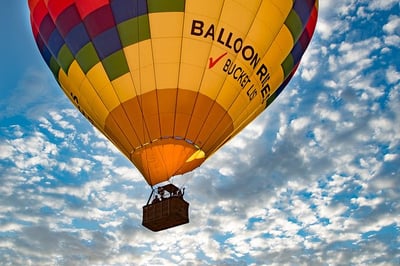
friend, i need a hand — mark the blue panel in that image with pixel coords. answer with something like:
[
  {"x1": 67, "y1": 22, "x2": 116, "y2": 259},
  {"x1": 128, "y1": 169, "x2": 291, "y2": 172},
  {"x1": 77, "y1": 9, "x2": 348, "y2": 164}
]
[
  {"x1": 64, "y1": 23, "x2": 90, "y2": 55},
  {"x1": 92, "y1": 27, "x2": 122, "y2": 59},
  {"x1": 293, "y1": 0, "x2": 314, "y2": 25},
  {"x1": 47, "y1": 30, "x2": 65, "y2": 57},
  {"x1": 291, "y1": 41, "x2": 304, "y2": 65},
  {"x1": 41, "y1": 44, "x2": 53, "y2": 65},
  {"x1": 111, "y1": 0, "x2": 149, "y2": 24}
]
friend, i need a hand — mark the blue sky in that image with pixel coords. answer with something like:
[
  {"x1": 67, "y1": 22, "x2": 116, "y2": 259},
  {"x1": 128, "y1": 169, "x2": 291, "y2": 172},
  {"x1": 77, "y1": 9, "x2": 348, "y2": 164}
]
[{"x1": 0, "y1": 1, "x2": 399, "y2": 265}]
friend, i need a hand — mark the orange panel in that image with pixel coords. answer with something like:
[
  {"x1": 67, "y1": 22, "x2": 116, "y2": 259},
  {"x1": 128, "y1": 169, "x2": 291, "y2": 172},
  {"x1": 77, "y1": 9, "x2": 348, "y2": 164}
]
[
  {"x1": 158, "y1": 90, "x2": 177, "y2": 137},
  {"x1": 174, "y1": 90, "x2": 198, "y2": 138}
]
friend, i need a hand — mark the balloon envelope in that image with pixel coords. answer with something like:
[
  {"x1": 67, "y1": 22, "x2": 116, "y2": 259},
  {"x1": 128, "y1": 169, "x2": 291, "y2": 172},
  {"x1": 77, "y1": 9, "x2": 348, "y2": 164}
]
[{"x1": 29, "y1": 0, "x2": 318, "y2": 186}]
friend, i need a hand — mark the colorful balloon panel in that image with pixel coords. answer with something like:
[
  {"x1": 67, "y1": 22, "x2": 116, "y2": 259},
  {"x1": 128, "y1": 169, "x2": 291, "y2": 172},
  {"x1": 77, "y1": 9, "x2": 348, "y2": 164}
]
[{"x1": 29, "y1": 0, "x2": 318, "y2": 186}]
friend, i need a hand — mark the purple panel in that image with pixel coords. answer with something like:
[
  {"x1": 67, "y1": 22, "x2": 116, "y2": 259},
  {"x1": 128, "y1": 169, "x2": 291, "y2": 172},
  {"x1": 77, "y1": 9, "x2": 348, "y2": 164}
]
[
  {"x1": 84, "y1": 5, "x2": 116, "y2": 39},
  {"x1": 56, "y1": 4, "x2": 82, "y2": 37},
  {"x1": 39, "y1": 14, "x2": 55, "y2": 42}
]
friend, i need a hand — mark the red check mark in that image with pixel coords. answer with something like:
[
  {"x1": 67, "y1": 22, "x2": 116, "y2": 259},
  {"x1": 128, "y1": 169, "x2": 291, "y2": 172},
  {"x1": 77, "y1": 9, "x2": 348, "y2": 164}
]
[{"x1": 208, "y1": 52, "x2": 228, "y2": 69}]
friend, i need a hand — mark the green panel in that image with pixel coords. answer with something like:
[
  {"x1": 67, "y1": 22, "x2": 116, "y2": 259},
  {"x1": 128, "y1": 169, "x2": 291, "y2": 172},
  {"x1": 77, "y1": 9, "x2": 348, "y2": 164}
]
[
  {"x1": 57, "y1": 44, "x2": 74, "y2": 73},
  {"x1": 49, "y1": 57, "x2": 60, "y2": 77},
  {"x1": 147, "y1": 0, "x2": 185, "y2": 13},
  {"x1": 281, "y1": 54, "x2": 294, "y2": 79},
  {"x1": 76, "y1": 43, "x2": 100, "y2": 73},
  {"x1": 118, "y1": 15, "x2": 151, "y2": 47},
  {"x1": 285, "y1": 9, "x2": 303, "y2": 42},
  {"x1": 102, "y1": 50, "x2": 130, "y2": 80}
]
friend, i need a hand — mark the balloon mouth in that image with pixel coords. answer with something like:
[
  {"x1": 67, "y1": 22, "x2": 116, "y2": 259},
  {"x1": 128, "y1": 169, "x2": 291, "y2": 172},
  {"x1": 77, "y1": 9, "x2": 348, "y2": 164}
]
[
  {"x1": 129, "y1": 137, "x2": 206, "y2": 186},
  {"x1": 133, "y1": 136, "x2": 202, "y2": 151}
]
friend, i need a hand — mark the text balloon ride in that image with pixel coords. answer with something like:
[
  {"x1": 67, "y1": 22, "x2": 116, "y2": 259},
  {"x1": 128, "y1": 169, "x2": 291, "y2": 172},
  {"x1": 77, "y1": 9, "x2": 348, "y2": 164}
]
[{"x1": 29, "y1": 0, "x2": 318, "y2": 230}]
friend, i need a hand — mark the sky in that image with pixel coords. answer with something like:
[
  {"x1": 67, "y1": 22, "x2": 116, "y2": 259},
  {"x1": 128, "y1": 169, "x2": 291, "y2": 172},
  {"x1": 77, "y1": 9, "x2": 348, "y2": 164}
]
[{"x1": 0, "y1": 1, "x2": 399, "y2": 265}]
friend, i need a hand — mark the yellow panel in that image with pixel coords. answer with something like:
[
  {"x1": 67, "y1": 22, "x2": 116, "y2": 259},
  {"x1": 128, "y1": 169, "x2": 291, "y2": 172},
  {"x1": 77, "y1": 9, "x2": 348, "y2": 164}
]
[
  {"x1": 271, "y1": 0, "x2": 294, "y2": 17},
  {"x1": 138, "y1": 40, "x2": 156, "y2": 68},
  {"x1": 246, "y1": 3, "x2": 288, "y2": 55},
  {"x1": 179, "y1": 63, "x2": 205, "y2": 92},
  {"x1": 265, "y1": 25, "x2": 295, "y2": 62},
  {"x1": 180, "y1": 38, "x2": 209, "y2": 67},
  {"x1": 149, "y1": 12, "x2": 184, "y2": 38},
  {"x1": 198, "y1": 44, "x2": 232, "y2": 100},
  {"x1": 57, "y1": 70, "x2": 73, "y2": 95},
  {"x1": 151, "y1": 38, "x2": 181, "y2": 88},
  {"x1": 95, "y1": 82, "x2": 122, "y2": 111},
  {"x1": 75, "y1": 63, "x2": 118, "y2": 116},
  {"x1": 68, "y1": 61, "x2": 86, "y2": 86},
  {"x1": 219, "y1": 0, "x2": 260, "y2": 34},
  {"x1": 124, "y1": 42, "x2": 153, "y2": 70},
  {"x1": 226, "y1": 92, "x2": 248, "y2": 121},
  {"x1": 232, "y1": 0, "x2": 262, "y2": 13},
  {"x1": 86, "y1": 63, "x2": 111, "y2": 93},
  {"x1": 198, "y1": 70, "x2": 226, "y2": 100},
  {"x1": 139, "y1": 65, "x2": 157, "y2": 94},
  {"x1": 178, "y1": 35, "x2": 210, "y2": 92},
  {"x1": 122, "y1": 44, "x2": 140, "y2": 93},
  {"x1": 151, "y1": 38, "x2": 182, "y2": 64},
  {"x1": 215, "y1": 81, "x2": 240, "y2": 111},
  {"x1": 186, "y1": 0, "x2": 224, "y2": 18},
  {"x1": 124, "y1": 41, "x2": 156, "y2": 95},
  {"x1": 149, "y1": 13, "x2": 182, "y2": 90},
  {"x1": 111, "y1": 73, "x2": 137, "y2": 103},
  {"x1": 78, "y1": 78, "x2": 109, "y2": 127},
  {"x1": 154, "y1": 62, "x2": 180, "y2": 88}
]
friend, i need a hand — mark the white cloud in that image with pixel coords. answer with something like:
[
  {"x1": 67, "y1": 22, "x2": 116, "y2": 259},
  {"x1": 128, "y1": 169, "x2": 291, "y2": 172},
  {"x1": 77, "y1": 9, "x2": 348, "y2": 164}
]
[
  {"x1": 386, "y1": 65, "x2": 400, "y2": 84},
  {"x1": 368, "y1": 0, "x2": 400, "y2": 11},
  {"x1": 383, "y1": 15, "x2": 400, "y2": 34},
  {"x1": 0, "y1": 143, "x2": 15, "y2": 159},
  {"x1": 384, "y1": 153, "x2": 397, "y2": 162},
  {"x1": 290, "y1": 116, "x2": 310, "y2": 131}
]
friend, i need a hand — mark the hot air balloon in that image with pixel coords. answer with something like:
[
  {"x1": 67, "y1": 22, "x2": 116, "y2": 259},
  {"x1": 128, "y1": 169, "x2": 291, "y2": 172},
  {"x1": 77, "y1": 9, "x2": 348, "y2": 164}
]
[{"x1": 28, "y1": 0, "x2": 318, "y2": 231}]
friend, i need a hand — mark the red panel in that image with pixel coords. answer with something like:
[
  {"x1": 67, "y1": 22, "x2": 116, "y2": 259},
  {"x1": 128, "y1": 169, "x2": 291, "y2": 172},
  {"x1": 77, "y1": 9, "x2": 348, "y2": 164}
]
[
  {"x1": 30, "y1": 15, "x2": 39, "y2": 38},
  {"x1": 75, "y1": 0, "x2": 109, "y2": 19},
  {"x1": 306, "y1": 5, "x2": 318, "y2": 37},
  {"x1": 31, "y1": 0, "x2": 48, "y2": 26},
  {"x1": 47, "y1": 0, "x2": 74, "y2": 21},
  {"x1": 28, "y1": 0, "x2": 40, "y2": 11}
]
